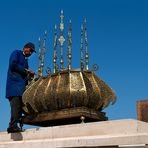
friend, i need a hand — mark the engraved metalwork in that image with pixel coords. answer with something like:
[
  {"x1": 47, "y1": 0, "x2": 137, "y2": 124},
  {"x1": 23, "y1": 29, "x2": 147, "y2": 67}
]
[
  {"x1": 59, "y1": 10, "x2": 65, "y2": 70},
  {"x1": 38, "y1": 31, "x2": 47, "y2": 77},
  {"x1": 38, "y1": 37, "x2": 42, "y2": 77},
  {"x1": 84, "y1": 18, "x2": 89, "y2": 70},
  {"x1": 68, "y1": 20, "x2": 72, "y2": 70},
  {"x1": 23, "y1": 70, "x2": 116, "y2": 114},
  {"x1": 80, "y1": 25, "x2": 84, "y2": 70},
  {"x1": 22, "y1": 11, "x2": 116, "y2": 126},
  {"x1": 53, "y1": 25, "x2": 58, "y2": 73}
]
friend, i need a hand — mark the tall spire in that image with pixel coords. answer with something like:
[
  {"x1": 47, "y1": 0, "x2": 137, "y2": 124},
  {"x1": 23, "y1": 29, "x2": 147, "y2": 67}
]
[
  {"x1": 38, "y1": 37, "x2": 42, "y2": 77},
  {"x1": 83, "y1": 18, "x2": 89, "y2": 70},
  {"x1": 40, "y1": 31, "x2": 47, "y2": 76},
  {"x1": 53, "y1": 25, "x2": 57, "y2": 73},
  {"x1": 59, "y1": 10, "x2": 65, "y2": 70},
  {"x1": 80, "y1": 25, "x2": 84, "y2": 71},
  {"x1": 68, "y1": 20, "x2": 72, "y2": 70}
]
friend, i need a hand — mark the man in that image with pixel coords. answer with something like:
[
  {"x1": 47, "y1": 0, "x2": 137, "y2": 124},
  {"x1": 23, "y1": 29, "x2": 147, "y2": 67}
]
[{"x1": 6, "y1": 42, "x2": 36, "y2": 133}]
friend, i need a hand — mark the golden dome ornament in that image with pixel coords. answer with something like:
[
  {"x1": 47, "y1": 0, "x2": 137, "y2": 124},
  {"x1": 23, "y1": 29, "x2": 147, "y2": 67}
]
[{"x1": 22, "y1": 11, "x2": 116, "y2": 127}]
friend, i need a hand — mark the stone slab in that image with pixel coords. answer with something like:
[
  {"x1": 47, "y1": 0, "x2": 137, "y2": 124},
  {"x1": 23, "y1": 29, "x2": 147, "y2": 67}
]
[{"x1": 0, "y1": 119, "x2": 148, "y2": 148}]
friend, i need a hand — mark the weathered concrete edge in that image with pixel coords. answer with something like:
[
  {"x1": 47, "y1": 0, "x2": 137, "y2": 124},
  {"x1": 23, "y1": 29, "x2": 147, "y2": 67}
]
[{"x1": 0, "y1": 134, "x2": 148, "y2": 148}]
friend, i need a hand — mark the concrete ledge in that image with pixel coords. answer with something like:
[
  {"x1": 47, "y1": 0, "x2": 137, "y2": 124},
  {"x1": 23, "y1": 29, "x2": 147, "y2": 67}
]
[{"x1": 0, "y1": 119, "x2": 148, "y2": 148}]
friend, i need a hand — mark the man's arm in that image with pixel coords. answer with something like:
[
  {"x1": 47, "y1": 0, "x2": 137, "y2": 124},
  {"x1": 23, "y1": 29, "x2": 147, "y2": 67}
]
[{"x1": 9, "y1": 50, "x2": 27, "y2": 75}]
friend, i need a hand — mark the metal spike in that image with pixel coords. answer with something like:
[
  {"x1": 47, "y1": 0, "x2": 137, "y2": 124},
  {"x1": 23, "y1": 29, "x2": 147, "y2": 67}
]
[
  {"x1": 59, "y1": 10, "x2": 65, "y2": 70},
  {"x1": 61, "y1": 10, "x2": 63, "y2": 14},
  {"x1": 38, "y1": 37, "x2": 42, "y2": 77},
  {"x1": 83, "y1": 18, "x2": 89, "y2": 70},
  {"x1": 40, "y1": 31, "x2": 47, "y2": 76},
  {"x1": 80, "y1": 25, "x2": 84, "y2": 71},
  {"x1": 43, "y1": 30, "x2": 47, "y2": 49},
  {"x1": 68, "y1": 20, "x2": 72, "y2": 70},
  {"x1": 53, "y1": 25, "x2": 57, "y2": 73}
]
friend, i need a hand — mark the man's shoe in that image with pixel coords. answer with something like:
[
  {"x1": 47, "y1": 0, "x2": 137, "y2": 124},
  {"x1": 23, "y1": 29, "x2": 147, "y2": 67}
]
[{"x1": 7, "y1": 127, "x2": 22, "y2": 133}]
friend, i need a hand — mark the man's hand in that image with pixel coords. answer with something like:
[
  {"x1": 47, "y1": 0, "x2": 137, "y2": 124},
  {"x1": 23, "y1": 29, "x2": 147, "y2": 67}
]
[{"x1": 25, "y1": 69, "x2": 35, "y2": 76}]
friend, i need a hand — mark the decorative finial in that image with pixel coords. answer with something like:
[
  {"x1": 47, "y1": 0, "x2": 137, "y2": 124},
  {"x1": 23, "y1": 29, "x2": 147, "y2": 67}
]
[
  {"x1": 53, "y1": 25, "x2": 57, "y2": 73},
  {"x1": 68, "y1": 20, "x2": 72, "y2": 70},
  {"x1": 43, "y1": 30, "x2": 47, "y2": 48},
  {"x1": 40, "y1": 31, "x2": 47, "y2": 76},
  {"x1": 83, "y1": 17, "x2": 89, "y2": 70},
  {"x1": 80, "y1": 25, "x2": 84, "y2": 71},
  {"x1": 38, "y1": 37, "x2": 42, "y2": 77},
  {"x1": 59, "y1": 10, "x2": 65, "y2": 70},
  {"x1": 61, "y1": 9, "x2": 63, "y2": 15}
]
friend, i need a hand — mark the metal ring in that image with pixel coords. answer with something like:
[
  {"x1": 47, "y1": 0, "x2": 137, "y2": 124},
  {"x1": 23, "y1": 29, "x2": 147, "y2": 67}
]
[{"x1": 92, "y1": 64, "x2": 99, "y2": 71}]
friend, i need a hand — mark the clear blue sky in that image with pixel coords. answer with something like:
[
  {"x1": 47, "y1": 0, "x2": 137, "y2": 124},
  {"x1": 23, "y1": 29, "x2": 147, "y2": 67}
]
[{"x1": 0, "y1": 0, "x2": 148, "y2": 131}]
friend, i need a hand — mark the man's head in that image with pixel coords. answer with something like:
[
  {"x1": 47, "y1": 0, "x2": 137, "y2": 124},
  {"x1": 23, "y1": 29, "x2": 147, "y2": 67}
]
[{"x1": 23, "y1": 42, "x2": 36, "y2": 57}]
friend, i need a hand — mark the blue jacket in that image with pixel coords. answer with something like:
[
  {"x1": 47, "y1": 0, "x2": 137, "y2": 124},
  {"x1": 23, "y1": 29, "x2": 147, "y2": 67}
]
[{"x1": 6, "y1": 50, "x2": 28, "y2": 98}]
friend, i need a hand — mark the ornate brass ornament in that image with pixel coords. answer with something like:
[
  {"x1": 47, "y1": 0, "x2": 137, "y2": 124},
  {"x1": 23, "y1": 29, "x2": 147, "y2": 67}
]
[
  {"x1": 59, "y1": 10, "x2": 65, "y2": 70},
  {"x1": 22, "y1": 10, "x2": 116, "y2": 126}
]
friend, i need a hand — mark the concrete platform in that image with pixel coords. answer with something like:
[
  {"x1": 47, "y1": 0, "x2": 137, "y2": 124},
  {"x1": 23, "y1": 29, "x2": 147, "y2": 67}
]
[{"x1": 0, "y1": 119, "x2": 148, "y2": 148}]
